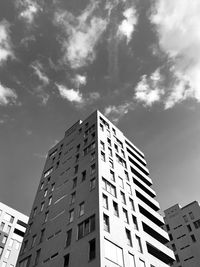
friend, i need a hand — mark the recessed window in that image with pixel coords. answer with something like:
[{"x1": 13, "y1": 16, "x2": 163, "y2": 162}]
[
  {"x1": 136, "y1": 235, "x2": 143, "y2": 253},
  {"x1": 125, "y1": 228, "x2": 132, "y2": 246},
  {"x1": 90, "y1": 178, "x2": 96, "y2": 190},
  {"x1": 9, "y1": 238, "x2": 14, "y2": 247},
  {"x1": 51, "y1": 183, "x2": 55, "y2": 191},
  {"x1": 5, "y1": 249, "x2": 11, "y2": 259},
  {"x1": 48, "y1": 196, "x2": 52, "y2": 206},
  {"x1": 75, "y1": 154, "x2": 79, "y2": 163},
  {"x1": 127, "y1": 183, "x2": 132, "y2": 195},
  {"x1": 90, "y1": 163, "x2": 96, "y2": 174},
  {"x1": 191, "y1": 234, "x2": 196, "y2": 242},
  {"x1": 129, "y1": 198, "x2": 135, "y2": 211},
  {"x1": 124, "y1": 170, "x2": 129, "y2": 181},
  {"x1": 70, "y1": 192, "x2": 76, "y2": 205},
  {"x1": 79, "y1": 202, "x2": 85, "y2": 216},
  {"x1": 44, "y1": 211, "x2": 49, "y2": 222},
  {"x1": 120, "y1": 191, "x2": 126, "y2": 204},
  {"x1": 72, "y1": 177, "x2": 77, "y2": 189},
  {"x1": 69, "y1": 209, "x2": 74, "y2": 223},
  {"x1": 100, "y1": 141, "x2": 105, "y2": 150},
  {"x1": 40, "y1": 202, "x2": 44, "y2": 212},
  {"x1": 100, "y1": 123, "x2": 104, "y2": 131},
  {"x1": 110, "y1": 170, "x2": 115, "y2": 181},
  {"x1": 193, "y1": 219, "x2": 200, "y2": 229},
  {"x1": 112, "y1": 128, "x2": 116, "y2": 135},
  {"x1": 103, "y1": 214, "x2": 110, "y2": 232},
  {"x1": 82, "y1": 170, "x2": 86, "y2": 181},
  {"x1": 109, "y1": 159, "x2": 114, "y2": 169},
  {"x1": 123, "y1": 209, "x2": 129, "y2": 223},
  {"x1": 40, "y1": 182, "x2": 44, "y2": 190},
  {"x1": 78, "y1": 215, "x2": 95, "y2": 239},
  {"x1": 113, "y1": 201, "x2": 119, "y2": 217},
  {"x1": 64, "y1": 254, "x2": 70, "y2": 267},
  {"x1": 44, "y1": 189, "x2": 48, "y2": 197},
  {"x1": 139, "y1": 259, "x2": 146, "y2": 267},
  {"x1": 35, "y1": 249, "x2": 41, "y2": 265},
  {"x1": 33, "y1": 207, "x2": 37, "y2": 217},
  {"x1": 31, "y1": 235, "x2": 37, "y2": 248},
  {"x1": 39, "y1": 229, "x2": 45, "y2": 243},
  {"x1": 65, "y1": 229, "x2": 72, "y2": 247},
  {"x1": 128, "y1": 253, "x2": 136, "y2": 267},
  {"x1": 101, "y1": 193, "x2": 108, "y2": 209},
  {"x1": 89, "y1": 239, "x2": 96, "y2": 261},
  {"x1": 102, "y1": 178, "x2": 116, "y2": 197},
  {"x1": 101, "y1": 151, "x2": 106, "y2": 162},
  {"x1": 74, "y1": 165, "x2": 79, "y2": 174},
  {"x1": 118, "y1": 176, "x2": 124, "y2": 188},
  {"x1": 132, "y1": 215, "x2": 138, "y2": 230},
  {"x1": 189, "y1": 212, "x2": 194, "y2": 220},
  {"x1": 2, "y1": 236, "x2": 7, "y2": 244},
  {"x1": 183, "y1": 215, "x2": 188, "y2": 223},
  {"x1": 91, "y1": 152, "x2": 95, "y2": 161},
  {"x1": 187, "y1": 224, "x2": 192, "y2": 232},
  {"x1": 107, "y1": 138, "x2": 111, "y2": 146}
]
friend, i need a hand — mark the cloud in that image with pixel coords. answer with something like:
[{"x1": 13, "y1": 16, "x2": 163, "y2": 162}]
[
  {"x1": 134, "y1": 69, "x2": 164, "y2": 107},
  {"x1": 56, "y1": 83, "x2": 100, "y2": 107},
  {"x1": 56, "y1": 84, "x2": 83, "y2": 103},
  {"x1": 104, "y1": 102, "x2": 134, "y2": 124},
  {"x1": 0, "y1": 82, "x2": 18, "y2": 106},
  {"x1": 54, "y1": 2, "x2": 108, "y2": 69},
  {"x1": 150, "y1": 0, "x2": 200, "y2": 108},
  {"x1": 72, "y1": 74, "x2": 87, "y2": 88},
  {"x1": 16, "y1": 0, "x2": 41, "y2": 24},
  {"x1": 118, "y1": 7, "x2": 138, "y2": 43},
  {"x1": 31, "y1": 61, "x2": 49, "y2": 85},
  {"x1": 0, "y1": 20, "x2": 14, "y2": 65}
]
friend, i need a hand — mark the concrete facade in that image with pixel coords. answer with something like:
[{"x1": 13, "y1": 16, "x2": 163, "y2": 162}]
[
  {"x1": 164, "y1": 201, "x2": 200, "y2": 267},
  {"x1": 17, "y1": 110, "x2": 175, "y2": 267},
  {"x1": 0, "y1": 202, "x2": 28, "y2": 267}
]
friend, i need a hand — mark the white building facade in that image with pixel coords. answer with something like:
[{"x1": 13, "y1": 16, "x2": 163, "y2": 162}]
[
  {"x1": 0, "y1": 202, "x2": 28, "y2": 267},
  {"x1": 164, "y1": 201, "x2": 200, "y2": 267},
  {"x1": 17, "y1": 110, "x2": 175, "y2": 267}
]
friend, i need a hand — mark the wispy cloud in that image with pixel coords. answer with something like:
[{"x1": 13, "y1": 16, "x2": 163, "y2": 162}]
[
  {"x1": 0, "y1": 82, "x2": 18, "y2": 106},
  {"x1": 104, "y1": 102, "x2": 134, "y2": 124},
  {"x1": 150, "y1": 0, "x2": 200, "y2": 108},
  {"x1": 0, "y1": 20, "x2": 14, "y2": 65},
  {"x1": 54, "y1": 2, "x2": 108, "y2": 69},
  {"x1": 56, "y1": 83, "x2": 100, "y2": 107},
  {"x1": 31, "y1": 61, "x2": 49, "y2": 85},
  {"x1": 134, "y1": 69, "x2": 164, "y2": 107},
  {"x1": 117, "y1": 7, "x2": 138, "y2": 43},
  {"x1": 16, "y1": 0, "x2": 41, "y2": 24}
]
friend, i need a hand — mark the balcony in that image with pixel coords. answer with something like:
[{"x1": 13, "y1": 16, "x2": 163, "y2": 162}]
[
  {"x1": 135, "y1": 188, "x2": 160, "y2": 211},
  {"x1": 133, "y1": 175, "x2": 156, "y2": 198},
  {"x1": 130, "y1": 166, "x2": 152, "y2": 186},
  {"x1": 138, "y1": 201, "x2": 164, "y2": 226}
]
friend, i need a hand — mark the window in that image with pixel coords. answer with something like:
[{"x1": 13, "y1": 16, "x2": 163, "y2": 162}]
[
  {"x1": 6, "y1": 225, "x2": 11, "y2": 234},
  {"x1": 44, "y1": 167, "x2": 53, "y2": 178},
  {"x1": 109, "y1": 159, "x2": 114, "y2": 168},
  {"x1": 75, "y1": 154, "x2": 79, "y2": 163},
  {"x1": 81, "y1": 170, "x2": 86, "y2": 181},
  {"x1": 123, "y1": 209, "x2": 129, "y2": 223},
  {"x1": 100, "y1": 141, "x2": 105, "y2": 150},
  {"x1": 121, "y1": 149, "x2": 125, "y2": 158},
  {"x1": 124, "y1": 170, "x2": 129, "y2": 181},
  {"x1": 39, "y1": 229, "x2": 45, "y2": 243},
  {"x1": 74, "y1": 165, "x2": 79, "y2": 174},
  {"x1": 9, "y1": 238, "x2": 14, "y2": 247},
  {"x1": 118, "y1": 176, "x2": 124, "y2": 188},
  {"x1": 69, "y1": 209, "x2": 74, "y2": 223},
  {"x1": 44, "y1": 189, "x2": 48, "y2": 197},
  {"x1": 51, "y1": 183, "x2": 55, "y2": 191},
  {"x1": 19, "y1": 256, "x2": 31, "y2": 267},
  {"x1": 166, "y1": 224, "x2": 170, "y2": 231},
  {"x1": 136, "y1": 235, "x2": 143, "y2": 253},
  {"x1": 2, "y1": 236, "x2": 7, "y2": 244},
  {"x1": 120, "y1": 191, "x2": 126, "y2": 204},
  {"x1": 175, "y1": 254, "x2": 180, "y2": 263},
  {"x1": 129, "y1": 253, "x2": 136, "y2": 267},
  {"x1": 132, "y1": 215, "x2": 138, "y2": 230},
  {"x1": 5, "y1": 249, "x2": 11, "y2": 259},
  {"x1": 35, "y1": 249, "x2": 41, "y2": 265},
  {"x1": 79, "y1": 202, "x2": 85, "y2": 216},
  {"x1": 189, "y1": 212, "x2": 194, "y2": 220},
  {"x1": 40, "y1": 182, "x2": 44, "y2": 190},
  {"x1": 84, "y1": 138, "x2": 88, "y2": 146},
  {"x1": 44, "y1": 211, "x2": 49, "y2": 222},
  {"x1": 102, "y1": 178, "x2": 116, "y2": 197},
  {"x1": 48, "y1": 196, "x2": 52, "y2": 206},
  {"x1": 103, "y1": 194, "x2": 108, "y2": 209},
  {"x1": 187, "y1": 224, "x2": 192, "y2": 232},
  {"x1": 113, "y1": 201, "x2": 119, "y2": 217},
  {"x1": 0, "y1": 222, "x2": 5, "y2": 231},
  {"x1": 116, "y1": 154, "x2": 126, "y2": 168},
  {"x1": 108, "y1": 147, "x2": 112, "y2": 157},
  {"x1": 172, "y1": 243, "x2": 176, "y2": 251},
  {"x1": 169, "y1": 234, "x2": 173, "y2": 241},
  {"x1": 31, "y1": 235, "x2": 36, "y2": 248},
  {"x1": 90, "y1": 178, "x2": 96, "y2": 190},
  {"x1": 107, "y1": 138, "x2": 111, "y2": 146},
  {"x1": 100, "y1": 123, "x2": 104, "y2": 131},
  {"x1": 112, "y1": 128, "x2": 116, "y2": 135},
  {"x1": 127, "y1": 184, "x2": 132, "y2": 195},
  {"x1": 191, "y1": 234, "x2": 196, "y2": 242},
  {"x1": 90, "y1": 163, "x2": 96, "y2": 174},
  {"x1": 89, "y1": 239, "x2": 96, "y2": 261},
  {"x1": 70, "y1": 192, "x2": 76, "y2": 204},
  {"x1": 101, "y1": 151, "x2": 106, "y2": 162},
  {"x1": 0, "y1": 247, "x2": 3, "y2": 256},
  {"x1": 183, "y1": 215, "x2": 188, "y2": 223},
  {"x1": 33, "y1": 207, "x2": 37, "y2": 216},
  {"x1": 104, "y1": 239, "x2": 124, "y2": 267},
  {"x1": 129, "y1": 198, "x2": 135, "y2": 211},
  {"x1": 125, "y1": 228, "x2": 132, "y2": 246},
  {"x1": 72, "y1": 177, "x2": 77, "y2": 188},
  {"x1": 64, "y1": 254, "x2": 70, "y2": 267},
  {"x1": 114, "y1": 144, "x2": 119, "y2": 152},
  {"x1": 103, "y1": 214, "x2": 110, "y2": 232},
  {"x1": 139, "y1": 259, "x2": 146, "y2": 267},
  {"x1": 40, "y1": 202, "x2": 44, "y2": 212},
  {"x1": 76, "y1": 144, "x2": 80, "y2": 152},
  {"x1": 193, "y1": 219, "x2": 200, "y2": 229},
  {"x1": 78, "y1": 215, "x2": 95, "y2": 239},
  {"x1": 110, "y1": 170, "x2": 115, "y2": 181},
  {"x1": 65, "y1": 229, "x2": 72, "y2": 247},
  {"x1": 91, "y1": 152, "x2": 95, "y2": 161}
]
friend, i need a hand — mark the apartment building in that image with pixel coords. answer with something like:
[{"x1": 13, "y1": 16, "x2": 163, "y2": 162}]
[
  {"x1": 163, "y1": 201, "x2": 200, "y2": 267},
  {"x1": 17, "y1": 110, "x2": 175, "y2": 267},
  {"x1": 0, "y1": 202, "x2": 28, "y2": 267}
]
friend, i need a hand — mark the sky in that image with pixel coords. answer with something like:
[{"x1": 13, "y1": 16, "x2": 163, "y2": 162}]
[{"x1": 0, "y1": 0, "x2": 200, "y2": 216}]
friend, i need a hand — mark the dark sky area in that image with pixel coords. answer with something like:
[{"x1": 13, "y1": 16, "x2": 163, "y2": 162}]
[{"x1": 0, "y1": 0, "x2": 200, "y2": 215}]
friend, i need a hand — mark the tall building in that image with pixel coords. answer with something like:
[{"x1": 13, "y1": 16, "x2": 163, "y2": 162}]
[
  {"x1": 163, "y1": 201, "x2": 200, "y2": 267},
  {"x1": 17, "y1": 110, "x2": 175, "y2": 267},
  {"x1": 0, "y1": 202, "x2": 28, "y2": 267}
]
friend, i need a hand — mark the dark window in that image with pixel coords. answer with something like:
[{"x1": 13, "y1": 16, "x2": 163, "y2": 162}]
[
  {"x1": 64, "y1": 254, "x2": 70, "y2": 267},
  {"x1": 35, "y1": 249, "x2": 41, "y2": 265},
  {"x1": 65, "y1": 229, "x2": 72, "y2": 247},
  {"x1": 191, "y1": 234, "x2": 196, "y2": 242},
  {"x1": 39, "y1": 229, "x2": 45, "y2": 243},
  {"x1": 72, "y1": 177, "x2": 77, "y2": 189},
  {"x1": 82, "y1": 170, "x2": 86, "y2": 181},
  {"x1": 125, "y1": 228, "x2": 132, "y2": 246},
  {"x1": 175, "y1": 254, "x2": 180, "y2": 263},
  {"x1": 113, "y1": 201, "x2": 119, "y2": 217},
  {"x1": 77, "y1": 215, "x2": 95, "y2": 240},
  {"x1": 103, "y1": 214, "x2": 110, "y2": 232},
  {"x1": 89, "y1": 239, "x2": 96, "y2": 261},
  {"x1": 187, "y1": 224, "x2": 192, "y2": 232}
]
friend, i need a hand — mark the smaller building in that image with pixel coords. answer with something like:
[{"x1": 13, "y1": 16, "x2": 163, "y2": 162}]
[
  {"x1": 163, "y1": 201, "x2": 200, "y2": 267},
  {"x1": 0, "y1": 202, "x2": 29, "y2": 267}
]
